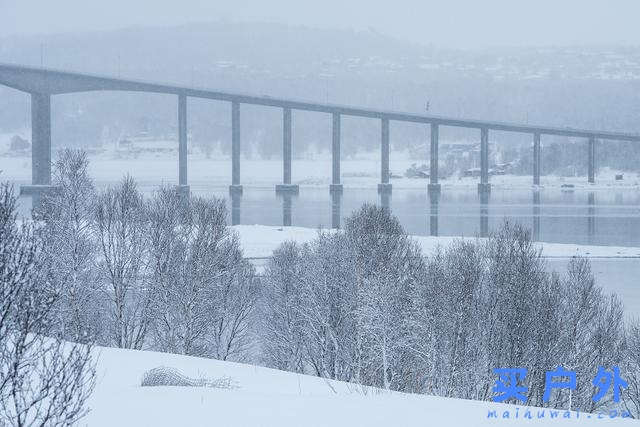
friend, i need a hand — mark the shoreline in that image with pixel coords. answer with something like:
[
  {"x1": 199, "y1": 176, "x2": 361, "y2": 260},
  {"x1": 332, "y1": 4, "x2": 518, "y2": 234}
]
[
  {"x1": 232, "y1": 225, "x2": 640, "y2": 260},
  {"x1": 2, "y1": 154, "x2": 639, "y2": 192}
]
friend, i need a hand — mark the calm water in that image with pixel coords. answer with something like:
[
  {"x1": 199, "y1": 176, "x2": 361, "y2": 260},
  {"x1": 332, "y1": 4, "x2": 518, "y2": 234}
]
[
  {"x1": 186, "y1": 186, "x2": 640, "y2": 247},
  {"x1": 19, "y1": 186, "x2": 640, "y2": 247},
  {"x1": 17, "y1": 186, "x2": 640, "y2": 315}
]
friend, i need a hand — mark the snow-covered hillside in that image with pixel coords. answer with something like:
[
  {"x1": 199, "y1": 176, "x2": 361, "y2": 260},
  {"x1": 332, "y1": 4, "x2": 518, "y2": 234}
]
[{"x1": 84, "y1": 346, "x2": 636, "y2": 426}]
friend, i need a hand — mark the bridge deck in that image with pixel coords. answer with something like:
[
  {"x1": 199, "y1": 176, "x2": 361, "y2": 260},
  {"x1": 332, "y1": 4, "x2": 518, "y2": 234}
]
[{"x1": 1, "y1": 62, "x2": 639, "y2": 141}]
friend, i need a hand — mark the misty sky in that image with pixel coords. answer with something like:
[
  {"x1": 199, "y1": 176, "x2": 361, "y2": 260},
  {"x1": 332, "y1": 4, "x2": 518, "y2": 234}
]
[{"x1": 1, "y1": 0, "x2": 639, "y2": 48}]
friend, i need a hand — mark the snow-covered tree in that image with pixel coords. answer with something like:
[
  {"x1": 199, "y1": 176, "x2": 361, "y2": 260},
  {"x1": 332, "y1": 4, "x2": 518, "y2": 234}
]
[
  {"x1": 0, "y1": 182, "x2": 95, "y2": 426},
  {"x1": 95, "y1": 176, "x2": 150, "y2": 349},
  {"x1": 623, "y1": 320, "x2": 640, "y2": 418},
  {"x1": 261, "y1": 204, "x2": 427, "y2": 389},
  {"x1": 39, "y1": 149, "x2": 102, "y2": 343},
  {"x1": 416, "y1": 240, "x2": 488, "y2": 398},
  {"x1": 260, "y1": 241, "x2": 307, "y2": 372},
  {"x1": 147, "y1": 187, "x2": 257, "y2": 361},
  {"x1": 345, "y1": 204, "x2": 424, "y2": 390},
  {"x1": 558, "y1": 257, "x2": 624, "y2": 411},
  {"x1": 297, "y1": 231, "x2": 359, "y2": 381}
]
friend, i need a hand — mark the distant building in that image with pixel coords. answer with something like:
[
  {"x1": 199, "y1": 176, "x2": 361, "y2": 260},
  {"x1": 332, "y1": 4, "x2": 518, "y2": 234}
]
[
  {"x1": 116, "y1": 131, "x2": 191, "y2": 154},
  {"x1": 9, "y1": 135, "x2": 30, "y2": 152}
]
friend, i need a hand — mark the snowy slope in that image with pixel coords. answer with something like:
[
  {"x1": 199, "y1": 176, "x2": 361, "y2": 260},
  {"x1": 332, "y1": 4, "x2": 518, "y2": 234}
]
[{"x1": 84, "y1": 346, "x2": 636, "y2": 426}]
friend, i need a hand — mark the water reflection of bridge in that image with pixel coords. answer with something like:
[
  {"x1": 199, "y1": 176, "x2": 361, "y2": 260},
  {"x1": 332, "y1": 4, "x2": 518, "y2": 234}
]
[{"x1": 231, "y1": 189, "x2": 601, "y2": 242}]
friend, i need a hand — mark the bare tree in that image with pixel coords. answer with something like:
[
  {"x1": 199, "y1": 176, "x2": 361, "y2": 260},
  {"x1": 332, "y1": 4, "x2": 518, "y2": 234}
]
[
  {"x1": 39, "y1": 149, "x2": 102, "y2": 343},
  {"x1": 260, "y1": 241, "x2": 307, "y2": 372},
  {"x1": 261, "y1": 204, "x2": 426, "y2": 389},
  {"x1": 559, "y1": 257, "x2": 625, "y2": 412},
  {"x1": 95, "y1": 175, "x2": 150, "y2": 349},
  {"x1": 0, "y1": 183, "x2": 95, "y2": 426},
  {"x1": 345, "y1": 204, "x2": 424, "y2": 391},
  {"x1": 147, "y1": 188, "x2": 258, "y2": 361},
  {"x1": 623, "y1": 320, "x2": 640, "y2": 418},
  {"x1": 207, "y1": 239, "x2": 257, "y2": 361},
  {"x1": 258, "y1": 207, "x2": 629, "y2": 414}
]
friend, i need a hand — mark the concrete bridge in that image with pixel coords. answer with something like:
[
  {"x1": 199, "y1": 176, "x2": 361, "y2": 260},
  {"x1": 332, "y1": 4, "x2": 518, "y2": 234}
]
[{"x1": 2, "y1": 62, "x2": 640, "y2": 198}]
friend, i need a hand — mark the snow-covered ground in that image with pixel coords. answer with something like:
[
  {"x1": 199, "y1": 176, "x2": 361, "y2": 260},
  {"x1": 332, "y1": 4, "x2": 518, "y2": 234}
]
[
  {"x1": 233, "y1": 225, "x2": 640, "y2": 260},
  {"x1": 1, "y1": 151, "x2": 638, "y2": 191},
  {"x1": 85, "y1": 345, "x2": 636, "y2": 426}
]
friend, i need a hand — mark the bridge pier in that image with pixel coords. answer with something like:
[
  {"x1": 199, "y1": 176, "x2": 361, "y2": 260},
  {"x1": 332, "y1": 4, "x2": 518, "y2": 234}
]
[
  {"x1": 380, "y1": 190, "x2": 391, "y2": 210},
  {"x1": 21, "y1": 93, "x2": 53, "y2": 196},
  {"x1": 330, "y1": 112, "x2": 343, "y2": 193},
  {"x1": 588, "y1": 136, "x2": 595, "y2": 184},
  {"x1": 428, "y1": 123, "x2": 441, "y2": 193},
  {"x1": 177, "y1": 94, "x2": 189, "y2": 193},
  {"x1": 533, "y1": 132, "x2": 541, "y2": 186},
  {"x1": 378, "y1": 118, "x2": 392, "y2": 193},
  {"x1": 229, "y1": 101, "x2": 242, "y2": 194},
  {"x1": 478, "y1": 127, "x2": 491, "y2": 193},
  {"x1": 276, "y1": 107, "x2": 299, "y2": 194}
]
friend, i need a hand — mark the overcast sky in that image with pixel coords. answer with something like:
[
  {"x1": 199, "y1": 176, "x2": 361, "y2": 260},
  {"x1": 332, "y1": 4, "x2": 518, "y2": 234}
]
[{"x1": 1, "y1": 0, "x2": 639, "y2": 48}]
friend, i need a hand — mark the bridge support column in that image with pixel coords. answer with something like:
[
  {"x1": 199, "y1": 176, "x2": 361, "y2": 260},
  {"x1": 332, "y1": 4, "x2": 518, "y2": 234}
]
[
  {"x1": 478, "y1": 127, "x2": 491, "y2": 193},
  {"x1": 229, "y1": 101, "x2": 242, "y2": 194},
  {"x1": 378, "y1": 118, "x2": 392, "y2": 193},
  {"x1": 22, "y1": 92, "x2": 54, "y2": 196},
  {"x1": 276, "y1": 107, "x2": 299, "y2": 194},
  {"x1": 177, "y1": 94, "x2": 189, "y2": 193},
  {"x1": 428, "y1": 123, "x2": 441, "y2": 193},
  {"x1": 588, "y1": 136, "x2": 595, "y2": 184},
  {"x1": 330, "y1": 112, "x2": 343, "y2": 193},
  {"x1": 533, "y1": 132, "x2": 541, "y2": 186}
]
